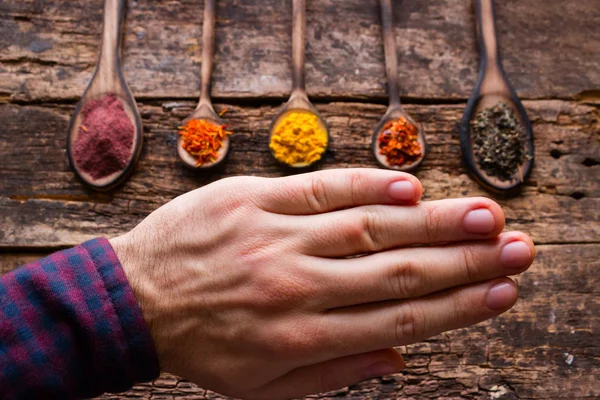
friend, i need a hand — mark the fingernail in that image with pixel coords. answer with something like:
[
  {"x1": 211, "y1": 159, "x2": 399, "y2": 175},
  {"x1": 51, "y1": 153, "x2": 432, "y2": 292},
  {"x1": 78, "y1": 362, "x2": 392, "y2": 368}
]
[
  {"x1": 464, "y1": 209, "x2": 496, "y2": 234},
  {"x1": 501, "y1": 241, "x2": 532, "y2": 269},
  {"x1": 388, "y1": 181, "x2": 416, "y2": 201},
  {"x1": 486, "y1": 282, "x2": 518, "y2": 310},
  {"x1": 364, "y1": 362, "x2": 401, "y2": 379}
]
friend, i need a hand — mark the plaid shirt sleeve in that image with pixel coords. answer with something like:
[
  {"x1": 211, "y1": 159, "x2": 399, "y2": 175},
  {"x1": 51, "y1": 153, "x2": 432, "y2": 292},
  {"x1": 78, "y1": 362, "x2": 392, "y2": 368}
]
[{"x1": 0, "y1": 238, "x2": 160, "y2": 399}]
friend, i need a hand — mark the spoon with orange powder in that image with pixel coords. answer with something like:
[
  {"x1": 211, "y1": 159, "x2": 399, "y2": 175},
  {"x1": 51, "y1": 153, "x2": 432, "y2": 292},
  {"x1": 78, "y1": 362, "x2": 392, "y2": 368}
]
[
  {"x1": 268, "y1": 0, "x2": 330, "y2": 169},
  {"x1": 178, "y1": 0, "x2": 231, "y2": 169}
]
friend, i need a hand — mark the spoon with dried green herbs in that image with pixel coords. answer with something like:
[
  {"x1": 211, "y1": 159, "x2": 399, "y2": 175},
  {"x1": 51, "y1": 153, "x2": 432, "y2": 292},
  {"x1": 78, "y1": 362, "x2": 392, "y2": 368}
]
[
  {"x1": 178, "y1": 0, "x2": 231, "y2": 169},
  {"x1": 268, "y1": 0, "x2": 330, "y2": 169},
  {"x1": 371, "y1": 0, "x2": 426, "y2": 172},
  {"x1": 460, "y1": 0, "x2": 534, "y2": 195},
  {"x1": 67, "y1": 0, "x2": 143, "y2": 191}
]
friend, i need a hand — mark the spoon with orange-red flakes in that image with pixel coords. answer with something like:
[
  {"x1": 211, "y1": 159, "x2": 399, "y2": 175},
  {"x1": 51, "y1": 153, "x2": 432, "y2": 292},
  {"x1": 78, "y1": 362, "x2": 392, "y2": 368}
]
[
  {"x1": 371, "y1": 0, "x2": 426, "y2": 172},
  {"x1": 178, "y1": 0, "x2": 231, "y2": 169}
]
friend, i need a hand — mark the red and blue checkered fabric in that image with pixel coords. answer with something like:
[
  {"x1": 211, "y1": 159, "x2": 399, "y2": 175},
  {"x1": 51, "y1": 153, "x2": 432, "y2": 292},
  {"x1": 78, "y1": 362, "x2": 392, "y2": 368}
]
[{"x1": 0, "y1": 238, "x2": 159, "y2": 399}]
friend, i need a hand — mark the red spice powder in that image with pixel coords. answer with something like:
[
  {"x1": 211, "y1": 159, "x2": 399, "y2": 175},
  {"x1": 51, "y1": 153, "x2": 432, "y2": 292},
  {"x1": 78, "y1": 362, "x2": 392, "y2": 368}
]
[{"x1": 73, "y1": 93, "x2": 134, "y2": 179}]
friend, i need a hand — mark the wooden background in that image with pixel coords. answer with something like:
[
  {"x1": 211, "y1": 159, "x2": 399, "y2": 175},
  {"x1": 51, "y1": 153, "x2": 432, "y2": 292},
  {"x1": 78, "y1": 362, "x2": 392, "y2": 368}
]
[{"x1": 1, "y1": 0, "x2": 598, "y2": 398}]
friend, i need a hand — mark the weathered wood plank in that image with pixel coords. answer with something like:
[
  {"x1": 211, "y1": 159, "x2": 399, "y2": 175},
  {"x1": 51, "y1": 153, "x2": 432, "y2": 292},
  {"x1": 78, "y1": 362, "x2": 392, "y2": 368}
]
[
  {"x1": 1, "y1": 1, "x2": 598, "y2": 399},
  {"x1": 3, "y1": 244, "x2": 598, "y2": 399},
  {"x1": 0, "y1": 100, "x2": 598, "y2": 248},
  {"x1": 1, "y1": 0, "x2": 599, "y2": 103}
]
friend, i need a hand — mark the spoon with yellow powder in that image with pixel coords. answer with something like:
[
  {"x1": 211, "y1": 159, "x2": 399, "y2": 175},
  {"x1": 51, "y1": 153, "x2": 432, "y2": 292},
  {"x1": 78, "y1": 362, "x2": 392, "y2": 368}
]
[
  {"x1": 371, "y1": 0, "x2": 427, "y2": 172},
  {"x1": 269, "y1": 0, "x2": 329, "y2": 169},
  {"x1": 178, "y1": 0, "x2": 231, "y2": 169}
]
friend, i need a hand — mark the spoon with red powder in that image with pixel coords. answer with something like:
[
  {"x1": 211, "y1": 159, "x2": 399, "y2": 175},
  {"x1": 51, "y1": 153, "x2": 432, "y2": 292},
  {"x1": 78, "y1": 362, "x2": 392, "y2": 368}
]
[
  {"x1": 67, "y1": 0, "x2": 142, "y2": 191},
  {"x1": 178, "y1": 0, "x2": 231, "y2": 169},
  {"x1": 371, "y1": 0, "x2": 427, "y2": 172}
]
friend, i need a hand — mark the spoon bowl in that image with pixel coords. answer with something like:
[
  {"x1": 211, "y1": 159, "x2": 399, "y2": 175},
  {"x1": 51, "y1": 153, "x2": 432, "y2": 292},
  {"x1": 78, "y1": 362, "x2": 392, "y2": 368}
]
[
  {"x1": 373, "y1": 0, "x2": 427, "y2": 171},
  {"x1": 269, "y1": 92, "x2": 330, "y2": 169},
  {"x1": 66, "y1": 0, "x2": 142, "y2": 191},
  {"x1": 178, "y1": 0, "x2": 230, "y2": 170},
  {"x1": 178, "y1": 103, "x2": 230, "y2": 169},
  {"x1": 371, "y1": 106, "x2": 426, "y2": 172},
  {"x1": 461, "y1": 92, "x2": 534, "y2": 194}
]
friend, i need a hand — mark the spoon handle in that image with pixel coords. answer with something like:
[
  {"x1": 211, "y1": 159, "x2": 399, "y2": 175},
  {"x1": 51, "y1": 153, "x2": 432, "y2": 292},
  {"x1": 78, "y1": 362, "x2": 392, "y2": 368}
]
[
  {"x1": 476, "y1": 0, "x2": 505, "y2": 76},
  {"x1": 380, "y1": 0, "x2": 400, "y2": 108},
  {"x1": 291, "y1": 0, "x2": 306, "y2": 94},
  {"x1": 199, "y1": 0, "x2": 216, "y2": 107},
  {"x1": 97, "y1": 0, "x2": 125, "y2": 91}
]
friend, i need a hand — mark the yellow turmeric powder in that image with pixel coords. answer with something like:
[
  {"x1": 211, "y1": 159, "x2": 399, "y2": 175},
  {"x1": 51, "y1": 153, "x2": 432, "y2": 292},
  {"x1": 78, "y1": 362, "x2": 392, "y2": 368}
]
[{"x1": 269, "y1": 110, "x2": 328, "y2": 166}]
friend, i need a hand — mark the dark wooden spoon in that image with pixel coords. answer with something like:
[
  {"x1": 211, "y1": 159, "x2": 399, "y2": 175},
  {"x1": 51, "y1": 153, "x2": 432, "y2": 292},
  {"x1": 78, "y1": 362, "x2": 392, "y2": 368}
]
[
  {"x1": 460, "y1": 0, "x2": 534, "y2": 195},
  {"x1": 178, "y1": 0, "x2": 230, "y2": 169},
  {"x1": 371, "y1": 0, "x2": 427, "y2": 172},
  {"x1": 67, "y1": 0, "x2": 142, "y2": 191},
  {"x1": 269, "y1": 0, "x2": 330, "y2": 169}
]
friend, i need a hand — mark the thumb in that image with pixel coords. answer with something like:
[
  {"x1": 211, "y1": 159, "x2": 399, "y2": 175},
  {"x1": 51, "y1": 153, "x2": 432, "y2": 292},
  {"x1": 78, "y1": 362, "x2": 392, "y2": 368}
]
[{"x1": 251, "y1": 348, "x2": 404, "y2": 400}]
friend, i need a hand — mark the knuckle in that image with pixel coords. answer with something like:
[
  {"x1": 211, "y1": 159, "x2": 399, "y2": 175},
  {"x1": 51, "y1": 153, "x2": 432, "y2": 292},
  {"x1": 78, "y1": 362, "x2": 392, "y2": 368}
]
[
  {"x1": 460, "y1": 245, "x2": 481, "y2": 282},
  {"x1": 303, "y1": 175, "x2": 330, "y2": 213},
  {"x1": 349, "y1": 171, "x2": 366, "y2": 205},
  {"x1": 360, "y1": 207, "x2": 384, "y2": 252},
  {"x1": 390, "y1": 260, "x2": 424, "y2": 298},
  {"x1": 450, "y1": 290, "x2": 468, "y2": 321},
  {"x1": 341, "y1": 217, "x2": 366, "y2": 241},
  {"x1": 424, "y1": 204, "x2": 444, "y2": 242},
  {"x1": 395, "y1": 302, "x2": 425, "y2": 344}
]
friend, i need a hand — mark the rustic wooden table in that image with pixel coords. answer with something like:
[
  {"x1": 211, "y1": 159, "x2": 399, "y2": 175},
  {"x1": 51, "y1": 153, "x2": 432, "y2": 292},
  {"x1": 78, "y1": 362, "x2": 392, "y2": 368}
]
[{"x1": 1, "y1": 0, "x2": 598, "y2": 399}]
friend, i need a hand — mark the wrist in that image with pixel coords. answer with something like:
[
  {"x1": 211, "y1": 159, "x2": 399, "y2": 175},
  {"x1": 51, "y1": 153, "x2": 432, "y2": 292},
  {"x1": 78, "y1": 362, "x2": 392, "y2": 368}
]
[
  {"x1": 110, "y1": 234, "x2": 138, "y2": 288},
  {"x1": 109, "y1": 231, "x2": 173, "y2": 372},
  {"x1": 109, "y1": 233, "x2": 157, "y2": 337}
]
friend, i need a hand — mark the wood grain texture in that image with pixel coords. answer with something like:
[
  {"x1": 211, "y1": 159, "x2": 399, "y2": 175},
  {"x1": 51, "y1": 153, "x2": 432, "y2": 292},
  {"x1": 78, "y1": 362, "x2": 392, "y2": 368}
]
[
  {"x1": 1, "y1": 100, "x2": 598, "y2": 248},
  {"x1": 2, "y1": 244, "x2": 598, "y2": 399},
  {"x1": 1, "y1": 0, "x2": 599, "y2": 103},
  {"x1": 1, "y1": 0, "x2": 599, "y2": 399}
]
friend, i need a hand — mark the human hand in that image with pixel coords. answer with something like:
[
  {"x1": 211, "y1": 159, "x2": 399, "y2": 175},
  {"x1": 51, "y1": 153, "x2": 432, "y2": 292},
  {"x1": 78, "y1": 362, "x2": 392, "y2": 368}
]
[{"x1": 110, "y1": 168, "x2": 534, "y2": 400}]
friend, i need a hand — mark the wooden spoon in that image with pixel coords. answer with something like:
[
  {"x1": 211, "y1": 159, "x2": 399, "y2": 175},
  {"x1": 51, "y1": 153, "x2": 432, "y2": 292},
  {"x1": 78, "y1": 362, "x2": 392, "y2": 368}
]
[
  {"x1": 460, "y1": 0, "x2": 534, "y2": 195},
  {"x1": 371, "y1": 0, "x2": 426, "y2": 172},
  {"x1": 269, "y1": 0, "x2": 330, "y2": 169},
  {"x1": 178, "y1": 0, "x2": 229, "y2": 169},
  {"x1": 67, "y1": 0, "x2": 142, "y2": 191}
]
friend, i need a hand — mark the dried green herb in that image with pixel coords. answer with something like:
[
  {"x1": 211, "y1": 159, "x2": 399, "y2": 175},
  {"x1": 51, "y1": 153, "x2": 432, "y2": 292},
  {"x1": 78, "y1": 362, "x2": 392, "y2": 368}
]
[{"x1": 471, "y1": 102, "x2": 530, "y2": 181}]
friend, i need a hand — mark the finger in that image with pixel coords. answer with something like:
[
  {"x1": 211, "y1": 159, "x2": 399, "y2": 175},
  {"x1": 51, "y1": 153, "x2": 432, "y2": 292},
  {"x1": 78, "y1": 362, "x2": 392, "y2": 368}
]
[
  {"x1": 249, "y1": 348, "x2": 404, "y2": 400},
  {"x1": 311, "y1": 278, "x2": 518, "y2": 361},
  {"x1": 299, "y1": 197, "x2": 505, "y2": 256},
  {"x1": 256, "y1": 168, "x2": 423, "y2": 215},
  {"x1": 308, "y1": 232, "x2": 534, "y2": 308}
]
